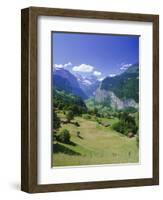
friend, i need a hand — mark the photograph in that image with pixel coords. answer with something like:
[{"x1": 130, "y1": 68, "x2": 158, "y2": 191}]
[
  {"x1": 52, "y1": 32, "x2": 139, "y2": 167},
  {"x1": 21, "y1": 7, "x2": 159, "y2": 193}
]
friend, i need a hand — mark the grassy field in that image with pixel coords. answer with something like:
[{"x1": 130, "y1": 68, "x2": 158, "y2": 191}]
[{"x1": 52, "y1": 112, "x2": 139, "y2": 167}]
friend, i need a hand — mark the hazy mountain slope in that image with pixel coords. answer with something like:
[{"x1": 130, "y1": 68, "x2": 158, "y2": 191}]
[{"x1": 53, "y1": 68, "x2": 87, "y2": 99}]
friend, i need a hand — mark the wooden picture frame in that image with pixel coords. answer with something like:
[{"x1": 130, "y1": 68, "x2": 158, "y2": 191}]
[{"x1": 21, "y1": 7, "x2": 159, "y2": 193}]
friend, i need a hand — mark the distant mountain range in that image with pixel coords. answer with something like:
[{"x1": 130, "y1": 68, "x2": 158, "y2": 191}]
[
  {"x1": 53, "y1": 63, "x2": 139, "y2": 110},
  {"x1": 75, "y1": 74, "x2": 100, "y2": 97},
  {"x1": 53, "y1": 68, "x2": 100, "y2": 99}
]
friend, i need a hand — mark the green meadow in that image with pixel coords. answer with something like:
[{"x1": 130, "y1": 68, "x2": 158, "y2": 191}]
[{"x1": 52, "y1": 112, "x2": 139, "y2": 167}]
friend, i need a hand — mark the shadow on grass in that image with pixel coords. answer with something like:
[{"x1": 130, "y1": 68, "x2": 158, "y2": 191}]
[
  {"x1": 61, "y1": 120, "x2": 80, "y2": 127},
  {"x1": 68, "y1": 141, "x2": 77, "y2": 146},
  {"x1": 77, "y1": 135, "x2": 83, "y2": 139},
  {"x1": 53, "y1": 139, "x2": 77, "y2": 146},
  {"x1": 53, "y1": 143, "x2": 81, "y2": 156}
]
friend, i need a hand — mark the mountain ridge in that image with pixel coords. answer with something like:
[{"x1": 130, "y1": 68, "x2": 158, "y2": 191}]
[{"x1": 95, "y1": 64, "x2": 139, "y2": 109}]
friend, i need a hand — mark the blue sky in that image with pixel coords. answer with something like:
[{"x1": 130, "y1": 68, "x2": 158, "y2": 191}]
[{"x1": 52, "y1": 32, "x2": 139, "y2": 79}]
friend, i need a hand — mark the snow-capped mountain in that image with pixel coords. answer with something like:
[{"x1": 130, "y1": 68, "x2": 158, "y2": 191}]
[{"x1": 74, "y1": 74, "x2": 100, "y2": 97}]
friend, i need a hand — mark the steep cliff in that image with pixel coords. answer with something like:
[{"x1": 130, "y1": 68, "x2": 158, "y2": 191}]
[{"x1": 95, "y1": 64, "x2": 139, "y2": 109}]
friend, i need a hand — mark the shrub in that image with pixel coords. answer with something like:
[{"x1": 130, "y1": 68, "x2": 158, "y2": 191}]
[
  {"x1": 53, "y1": 111, "x2": 61, "y2": 130},
  {"x1": 96, "y1": 118, "x2": 102, "y2": 124},
  {"x1": 57, "y1": 129, "x2": 71, "y2": 143},
  {"x1": 66, "y1": 111, "x2": 74, "y2": 122},
  {"x1": 136, "y1": 134, "x2": 139, "y2": 147},
  {"x1": 70, "y1": 105, "x2": 83, "y2": 115},
  {"x1": 74, "y1": 121, "x2": 80, "y2": 127},
  {"x1": 82, "y1": 114, "x2": 91, "y2": 120},
  {"x1": 112, "y1": 112, "x2": 138, "y2": 136},
  {"x1": 112, "y1": 121, "x2": 126, "y2": 135}
]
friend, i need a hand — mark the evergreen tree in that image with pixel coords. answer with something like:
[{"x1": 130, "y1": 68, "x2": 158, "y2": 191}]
[{"x1": 53, "y1": 111, "x2": 61, "y2": 130}]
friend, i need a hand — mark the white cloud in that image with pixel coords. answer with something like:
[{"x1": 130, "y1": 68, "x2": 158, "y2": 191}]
[
  {"x1": 93, "y1": 70, "x2": 102, "y2": 76},
  {"x1": 54, "y1": 64, "x2": 63, "y2": 68},
  {"x1": 72, "y1": 64, "x2": 94, "y2": 73},
  {"x1": 64, "y1": 62, "x2": 72, "y2": 67},
  {"x1": 53, "y1": 62, "x2": 72, "y2": 70},
  {"x1": 109, "y1": 74, "x2": 116, "y2": 77},
  {"x1": 120, "y1": 63, "x2": 132, "y2": 70}
]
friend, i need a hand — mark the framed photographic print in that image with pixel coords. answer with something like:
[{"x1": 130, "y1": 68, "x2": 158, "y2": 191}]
[{"x1": 21, "y1": 7, "x2": 159, "y2": 193}]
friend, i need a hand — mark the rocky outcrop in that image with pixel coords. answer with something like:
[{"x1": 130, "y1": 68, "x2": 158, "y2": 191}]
[{"x1": 95, "y1": 89, "x2": 138, "y2": 110}]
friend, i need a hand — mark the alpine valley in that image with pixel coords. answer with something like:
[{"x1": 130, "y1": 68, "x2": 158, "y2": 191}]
[
  {"x1": 52, "y1": 64, "x2": 139, "y2": 167},
  {"x1": 53, "y1": 63, "x2": 139, "y2": 111}
]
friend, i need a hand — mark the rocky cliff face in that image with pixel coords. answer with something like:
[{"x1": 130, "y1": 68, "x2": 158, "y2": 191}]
[
  {"x1": 94, "y1": 63, "x2": 139, "y2": 110},
  {"x1": 95, "y1": 88, "x2": 138, "y2": 110},
  {"x1": 100, "y1": 64, "x2": 139, "y2": 103}
]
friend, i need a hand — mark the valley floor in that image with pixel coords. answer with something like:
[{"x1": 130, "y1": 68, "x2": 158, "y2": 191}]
[{"x1": 52, "y1": 113, "x2": 139, "y2": 167}]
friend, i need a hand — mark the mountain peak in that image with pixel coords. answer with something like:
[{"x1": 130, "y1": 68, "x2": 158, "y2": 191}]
[{"x1": 124, "y1": 63, "x2": 139, "y2": 74}]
